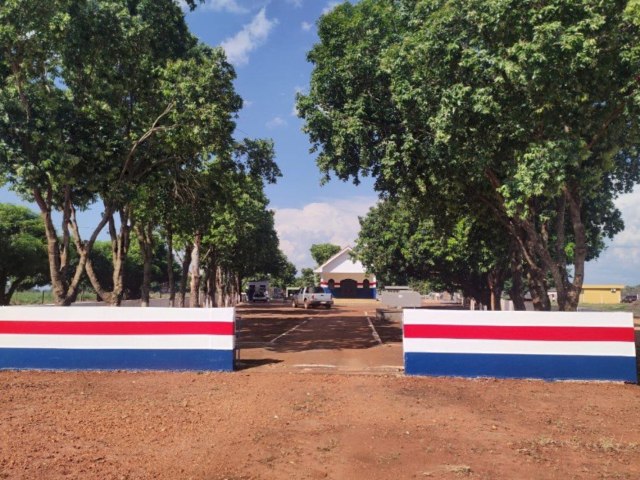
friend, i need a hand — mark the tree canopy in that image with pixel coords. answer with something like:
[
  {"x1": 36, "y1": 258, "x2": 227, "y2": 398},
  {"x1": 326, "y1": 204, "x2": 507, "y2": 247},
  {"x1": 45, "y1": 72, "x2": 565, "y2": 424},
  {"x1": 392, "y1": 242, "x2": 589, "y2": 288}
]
[
  {"x1": 299, "y1": 0, "x2": 640, "y2": 310},
  {"x1": 0, "y1": 0, "x2": 291, "y2": 307},
  {"x1": 0, "y1": 204, "x2": 48, "y2": 305},
  {"x1": 310, "y1": 243, "x2": 342, "y2": 266}
]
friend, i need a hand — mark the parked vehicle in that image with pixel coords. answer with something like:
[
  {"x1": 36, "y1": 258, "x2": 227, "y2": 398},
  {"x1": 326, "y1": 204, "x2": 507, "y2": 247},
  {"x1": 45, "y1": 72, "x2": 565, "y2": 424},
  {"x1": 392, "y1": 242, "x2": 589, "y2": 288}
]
[
  {"x1": 292, "y1": 286, "x2": 333, "y2": 309},
  {"x1": 252, "y1": 290, "x2": 269, "y2": 303},
  {"x1": 622, "y1": 294, "x2": 638, "y2": 303}
]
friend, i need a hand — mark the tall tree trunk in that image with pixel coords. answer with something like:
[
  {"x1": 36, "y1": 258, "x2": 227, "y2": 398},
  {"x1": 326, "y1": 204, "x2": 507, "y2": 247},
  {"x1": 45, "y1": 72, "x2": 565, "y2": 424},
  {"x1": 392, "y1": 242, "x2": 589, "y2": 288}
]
[
  {"x1": 165, "y1": 222, "x2": 176, "y2": 307},
  {"x1": 136, "y1": 223, "x2": 154, "y2": 307},
  {"x1": 508, "y1": 245, "x2": 527, "y2": 310},
  {"x1": 0, "y1": 273, "x2": 7, "y2": 306},
  {"x1": 487, "y1": 270, "x2": 503, "y2": 311},
  {"x1": 526, "y1": 267, "x2": 551, "y2": 311},
  {"x1": 5, "y1": 278, "x2": 23, "y2": 306},
  {"x1": 189, "y1": 232, "x2": 202, "y2": 308},
  {"x1": 179, "y1": 243, "x2": 192, "y2": 308},
  {"x1": 33, "y1": 188, "x2": 67, "y2": 305},
  {"x1": 108, "y1": 209, "x2": 132, "y2": 306},
  {"x1": 35, "y1": 187, "x2": 111, "y2": 306},
  {"x1": 207, "y1": 262, "x2": 218, "y2": 307},
  {"x1": 215, "y1": 265, "x2": 224, "y2": 307},
  {"x1": 561, "y1": 185, "x2": 587, "y2": 311}
]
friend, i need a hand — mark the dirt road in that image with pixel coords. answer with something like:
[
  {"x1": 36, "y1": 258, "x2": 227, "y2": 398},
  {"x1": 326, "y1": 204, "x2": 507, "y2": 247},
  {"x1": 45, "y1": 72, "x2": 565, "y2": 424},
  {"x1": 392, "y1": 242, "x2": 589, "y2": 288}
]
[
  {"x1": 236, "y1": 301, "x2": 402, "y2": 373},
  {"x1": 1, "y1": 302, "x2": 639, "y2": 479}
]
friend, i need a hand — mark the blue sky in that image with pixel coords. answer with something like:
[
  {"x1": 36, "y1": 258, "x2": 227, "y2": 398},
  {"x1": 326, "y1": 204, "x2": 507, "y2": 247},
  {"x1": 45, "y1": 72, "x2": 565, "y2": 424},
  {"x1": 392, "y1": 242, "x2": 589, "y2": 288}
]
[
  {"x1": 183, "y1": 0, "x2": 378, "y2": 270},
  {"x1": 1, "y1": 0, "x2": 639, "y2": 286}
]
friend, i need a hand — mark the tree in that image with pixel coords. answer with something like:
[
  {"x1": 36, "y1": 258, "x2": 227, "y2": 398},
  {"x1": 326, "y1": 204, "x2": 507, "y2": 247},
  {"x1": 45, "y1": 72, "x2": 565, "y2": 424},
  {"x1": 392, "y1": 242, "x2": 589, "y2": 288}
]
[
  {"x1": 269, "y1": 255, "x2": 297, "y2": 290},
  {"x1": 86, "y1": 239, "x2": 175, "y2": 301},
  {"x1": 0, "y1": 0, "x2": 111, "y2": 305},
  {"x1": 356, "y1": 198, "x2": 512, "y2": 309},
  {"x1": 310, "y1": 243, "x2": 341, "y2": 267},
  {"x1": 296, "y1": 268, "x2": 318, "y2": 288},
  {"x1": 199, "y1": 163, "x2": 282, "y2": 308},
  {"x1": 0, "y1": 204, "x2": 48, "y2": 305},
  {"x1": 298, "y1": 0, "x2": 640, "y2": 311}
]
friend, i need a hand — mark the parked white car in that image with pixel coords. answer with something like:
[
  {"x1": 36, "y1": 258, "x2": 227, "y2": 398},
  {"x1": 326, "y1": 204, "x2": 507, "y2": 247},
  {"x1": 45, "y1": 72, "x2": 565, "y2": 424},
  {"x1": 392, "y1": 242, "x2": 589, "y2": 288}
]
[{"x1": 292, "y1": 286, "x2": 333, "y2": 309}]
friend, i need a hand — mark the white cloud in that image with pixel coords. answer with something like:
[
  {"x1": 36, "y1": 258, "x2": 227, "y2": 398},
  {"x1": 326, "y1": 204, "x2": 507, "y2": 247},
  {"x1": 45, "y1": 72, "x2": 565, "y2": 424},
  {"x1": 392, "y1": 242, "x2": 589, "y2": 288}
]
[
  {"x1": 243, "y1": 99, "x2": 254, "y2": 108},
  {"x1": 322, "y1": 1, "x2": 341, "y2": 15},
  {"x1": 301, "y1": 21, "x2": 313, "y2": 31},
  {"x1": 291, "y1": 85, "x2": 305, "y2": 116},
  {"x1": 178, "y1": 0, "x2": 247, "y2": 13},
  {"x1": 286, "y1": 0, "x2": 303, "y2": 7},
  {"x1": 203, "y1": 0, "x2": 248, "y2": 13},
  {"x1": 266, "y1": 116, "x2": 287, "y2": 129},
  {"x1": 273, "y1": 196, "x2": 378, "y2": 270},
  {"x1": 221, "y1": 8, "x2": 277, "y2": 66},
  {"x1": 585, "y1": 187, "x2": 640, "y2": 285}
]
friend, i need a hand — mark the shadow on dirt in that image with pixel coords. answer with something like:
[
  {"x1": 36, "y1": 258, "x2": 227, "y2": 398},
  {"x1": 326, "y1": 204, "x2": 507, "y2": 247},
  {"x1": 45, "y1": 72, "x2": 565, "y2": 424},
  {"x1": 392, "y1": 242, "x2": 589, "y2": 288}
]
[
  {"x1": 236, "y1": 306, "x2": 336, "y2": 317},
  {"x1": 236, "y1": 317, "x2": 307, "y2": 343},
  {"x1": 236, "y1": 302, "x2": 403, "y2": 353},
  {"x1": 234, "y1": 358, "x2": 283, "y2": 371},
  {"x1": 371, "y1": 317, "x2": 403, "y2": 343}
]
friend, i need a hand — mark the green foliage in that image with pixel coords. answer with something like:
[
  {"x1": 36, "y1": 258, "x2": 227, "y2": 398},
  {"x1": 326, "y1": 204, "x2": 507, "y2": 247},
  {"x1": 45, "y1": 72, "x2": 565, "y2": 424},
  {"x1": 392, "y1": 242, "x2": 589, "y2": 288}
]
[
  {"x1": 87, "y1": 238, "x2": 176, "y2": 300},
  {"x1": 0, "y1": 203, "x2": 48, "y2": 304},
  {"x1": 299, "y1": 0, "x2": 640, "y2": 310},
  {"x1": 355, "y1": 198, "x2": 509, "y2": 302},
  {"x1": 310, "y1": 243, "x2": 341, "y2": 266},
  {"x1": 269, "y1": 257, "x2": 297, "y2": 289},
  {"x1": 296, "y1": 267, "x2": 318, "y2": 288},
  {"x1": 0, "y1": 0, "x2": 291, "y2": 305}
]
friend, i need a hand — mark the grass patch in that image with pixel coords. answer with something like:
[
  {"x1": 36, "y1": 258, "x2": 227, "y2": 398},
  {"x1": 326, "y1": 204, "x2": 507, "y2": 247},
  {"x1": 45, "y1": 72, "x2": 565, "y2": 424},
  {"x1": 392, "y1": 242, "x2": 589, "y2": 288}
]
[
  {"x1": 10, "y1": 290, "x2": 54, "y2": 305},
  {"x1": 578, "y1": 303, "x2": 640, "y2": 318},
  {"x1": 10, "y1": 289, "x2": 98, "y2": 305}
]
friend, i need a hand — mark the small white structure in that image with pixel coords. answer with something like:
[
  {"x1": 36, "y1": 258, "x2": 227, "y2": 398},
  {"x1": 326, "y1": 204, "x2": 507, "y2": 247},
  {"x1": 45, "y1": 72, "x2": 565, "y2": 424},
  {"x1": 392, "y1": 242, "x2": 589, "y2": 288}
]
[
  {"x1": 379, "y1": 286, "x2": 421, "y2": 308},
  {"x1": 247, "y1": 280, "x2": 269, "y2": 301},
  {"x1": 314, "y1": 246, "x2": 377, "y2": 299}
]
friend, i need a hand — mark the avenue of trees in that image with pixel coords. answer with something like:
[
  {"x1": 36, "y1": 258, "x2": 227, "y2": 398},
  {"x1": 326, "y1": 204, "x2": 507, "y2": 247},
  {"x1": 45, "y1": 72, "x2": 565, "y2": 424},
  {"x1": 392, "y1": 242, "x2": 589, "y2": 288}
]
[
  {"x1": 0, "y1": 0, "x2": 290, "y2": 306},
  {"x1": 298, "y1": 0, "x2": 640, "y2": 311}
]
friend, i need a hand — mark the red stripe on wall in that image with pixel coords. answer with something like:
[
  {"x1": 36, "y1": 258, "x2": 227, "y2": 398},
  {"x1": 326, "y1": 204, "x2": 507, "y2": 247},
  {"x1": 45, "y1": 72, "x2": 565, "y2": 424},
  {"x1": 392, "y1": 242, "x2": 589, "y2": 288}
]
[
  {"x1": 403, "y1": 324, "x2": 634, "y2": 342},
  {"x1": 0, "y1": 321, "x2": 234, "y2": 336}
]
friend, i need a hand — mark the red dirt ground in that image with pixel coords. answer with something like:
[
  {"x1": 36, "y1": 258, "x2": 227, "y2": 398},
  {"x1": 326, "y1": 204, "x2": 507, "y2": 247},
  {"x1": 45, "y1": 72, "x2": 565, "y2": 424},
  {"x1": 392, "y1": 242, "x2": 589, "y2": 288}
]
[{"x1": 1, "y1": 301, "x2": 639, "y2": 479}]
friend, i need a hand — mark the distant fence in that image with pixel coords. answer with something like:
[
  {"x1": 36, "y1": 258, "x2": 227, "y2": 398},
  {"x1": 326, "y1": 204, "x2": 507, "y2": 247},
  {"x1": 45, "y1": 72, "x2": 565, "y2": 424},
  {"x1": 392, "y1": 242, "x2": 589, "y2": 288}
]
[
  {"x1": 0, "y1": 307, "x2": 235, "y2": 371},
  {"x1": 403, "y1": 310, "x2": 637, "y2": 382}
]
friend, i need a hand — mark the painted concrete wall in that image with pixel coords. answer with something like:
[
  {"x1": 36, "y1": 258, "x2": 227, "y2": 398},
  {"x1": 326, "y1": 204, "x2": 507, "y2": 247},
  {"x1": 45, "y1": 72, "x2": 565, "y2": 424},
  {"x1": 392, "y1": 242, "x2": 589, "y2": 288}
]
[
  {"x1": 403, "y1": 310, "x2": 637, "y2": 382},
  {"x1": 0, "y1": 307, "x2": 235, "y2": 371}
]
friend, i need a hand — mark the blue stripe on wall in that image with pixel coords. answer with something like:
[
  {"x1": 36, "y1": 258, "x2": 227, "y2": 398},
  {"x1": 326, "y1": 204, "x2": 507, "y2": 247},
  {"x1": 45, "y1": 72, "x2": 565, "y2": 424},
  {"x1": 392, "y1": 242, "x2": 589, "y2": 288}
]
[
  {"x1": 323, "y1": 287, "x2": 376, "y2": 299},
  {"x1": 405, "y1": 352, "x2": 638, "y2": 382},
  {"x1": 0, "y1": 348, "x2": 234, "y2": 372}
]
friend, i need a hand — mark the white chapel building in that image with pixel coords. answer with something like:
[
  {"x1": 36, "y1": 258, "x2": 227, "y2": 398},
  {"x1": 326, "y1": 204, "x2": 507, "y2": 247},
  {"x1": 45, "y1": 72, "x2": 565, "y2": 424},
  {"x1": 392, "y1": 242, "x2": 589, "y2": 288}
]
[{"x1": 314, "y1": 246, "x2": 377, "y2": 299}]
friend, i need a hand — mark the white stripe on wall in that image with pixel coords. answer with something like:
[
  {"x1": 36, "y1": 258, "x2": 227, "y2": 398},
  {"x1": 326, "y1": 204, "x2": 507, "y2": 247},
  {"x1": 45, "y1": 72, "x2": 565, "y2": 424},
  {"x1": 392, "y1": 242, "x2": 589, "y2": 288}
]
[
  {"x1": 0, "y1": 334, "x2": 234, "y2": 350},
  {"x1": 0, "y1": 307, "x2": 235, "y2": 323},
  {"x1": 403, "y1": 310, "x2": 633, "y2": 328},
  {"x1": 403, "y1": 338, "x2": 636, "y2": 357}
]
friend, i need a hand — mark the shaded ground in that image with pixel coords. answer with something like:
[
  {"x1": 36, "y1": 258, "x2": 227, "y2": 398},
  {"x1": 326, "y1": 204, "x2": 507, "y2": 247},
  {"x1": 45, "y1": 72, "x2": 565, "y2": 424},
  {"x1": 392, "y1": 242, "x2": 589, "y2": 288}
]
[
  {"x1": 1, "y1": 301, "x2": 639, "y2": 479},
  {"x1": 235, "y1": 301, "x2": 402, "y2": 372}
]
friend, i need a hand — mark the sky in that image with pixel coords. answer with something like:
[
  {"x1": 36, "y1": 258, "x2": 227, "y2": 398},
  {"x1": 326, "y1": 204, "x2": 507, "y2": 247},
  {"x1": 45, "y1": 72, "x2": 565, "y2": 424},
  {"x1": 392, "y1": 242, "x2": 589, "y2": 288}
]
[
  {"x1": 181, "y1": 0, "x2": 378, "y2": 271},
  {"x1": 1, "y1": 0, "x2": 639, "y2": 286}
]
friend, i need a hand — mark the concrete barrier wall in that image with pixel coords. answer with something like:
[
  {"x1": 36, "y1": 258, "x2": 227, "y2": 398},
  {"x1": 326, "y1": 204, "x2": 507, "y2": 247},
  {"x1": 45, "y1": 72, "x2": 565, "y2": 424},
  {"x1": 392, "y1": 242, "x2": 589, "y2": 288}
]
[
  {"x1": 403, "y1": 310, "x2": 637, "y2": 382},
  {"x1": 0, "y1": 307, "x2": 235, "y2": 371}
]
